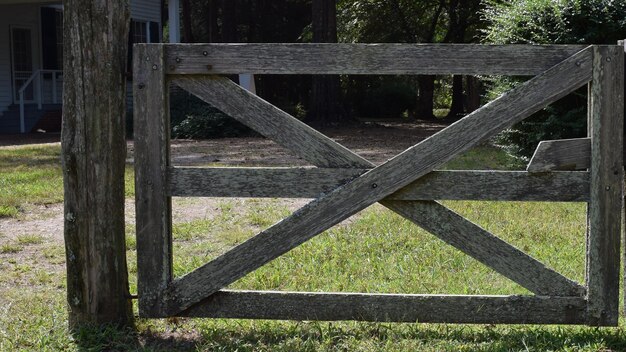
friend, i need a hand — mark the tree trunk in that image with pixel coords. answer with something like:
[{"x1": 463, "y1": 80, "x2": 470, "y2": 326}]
[
  {"x1": 308, "y1": 0, "x2": 344, "y2": 127},
  {"x1": 465, "y1": 76, "x2": 481, "y2": 113},
  {"x1": 221, "y1": 0, "x2": 237, "y2": 43},
  {"x1": 181, "y1": 0, "x2": 194, "y2": 42},
  {"x1": 447, "y1": 75, "x2": 465, "y2": 120},
  {"x1": 61, "y1": 0, "x2": 132, "y2": 328},
  {"x1": 204, "y1": 0, "x2": 219, "y2": 42},
  {"x1": 416, "y1": 75, "x2": 436, "y2": 120}
]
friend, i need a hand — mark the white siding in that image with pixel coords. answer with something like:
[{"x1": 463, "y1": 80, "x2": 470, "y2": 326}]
[
  {"x1": 0, "y1": 0, "x2": 161, "y2": 116},
  {"x1": 0, "y1": 3, "x2": 43, "y2": 114},
  {"x1": 130, "y1": 0, "x2": 161, "y2": 23}
]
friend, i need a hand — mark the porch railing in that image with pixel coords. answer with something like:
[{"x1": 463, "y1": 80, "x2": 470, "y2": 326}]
[{"x1": 18, "y1": 69, "x2": 63, "y2": 133}]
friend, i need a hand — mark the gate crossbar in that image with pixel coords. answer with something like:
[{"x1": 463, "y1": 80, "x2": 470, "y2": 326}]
[
  {"x1": 133, "y1": 44, "x2": 624, "y2": 326},
  {"x1": 163, "y1": 48, "x2": 592, "y2": 315}
]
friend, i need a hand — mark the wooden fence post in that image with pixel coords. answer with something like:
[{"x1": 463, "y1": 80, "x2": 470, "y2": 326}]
[
  {"x1": 134, "y1": 44, "x2": 173, "y2": 317},
  {"x1": 61, "y1": 0, "x2": 132, "y2": 327},
  {"x1": 619, "y1": 39, "x2": 626, "y2": 319},
  {"x1": 587, "y1": 45, "x2": 624, "y2": 326}
]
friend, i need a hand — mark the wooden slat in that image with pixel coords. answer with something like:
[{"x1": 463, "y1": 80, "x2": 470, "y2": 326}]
[
  {"x1": 162, "y1": 47, "x2": 593, "y2": 315},
  {"x1": 383, "y1": 200, "x2": 585, "y2": 296},
  {"x1": 172, "y1": 76, "x2": 370, "y2": 168},
  {"x1": 133, "y1": 44, "x2": 173, "y2": 318},
  {"x1": 527, "y1": 138, "x2": 590, "y2": 172},
  {"x1": 169, "y1": 167, "x2": 590, "y2": 202},
  {"x1": 586, "y1": 45, "x2": 624, "y2": 326},
  {"x1": 164, "y1": 43, "x2": 586, "y2": 76},
  {"x1": 180, "y1": 290, "x2": 587, "y2": 324},
  {"x1": 169, "y1": 167, "x2": 367, "y2": 198}
]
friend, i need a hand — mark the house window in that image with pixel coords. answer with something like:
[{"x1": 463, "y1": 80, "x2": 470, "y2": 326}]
[
  {"x1": 55, "y1": 10, "x2": 63, "y2": 68},
  {"x1": 131, "y1": 20, "x2": 148, "y2": 44}
]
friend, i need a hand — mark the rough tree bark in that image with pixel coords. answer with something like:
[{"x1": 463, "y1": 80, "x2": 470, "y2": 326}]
[
  {"x1": 307, "y1": 0, "x2": 344, "y2": 127},
  {"x1": 61, "y1": 0, "x2": 132, "y2": 328}
]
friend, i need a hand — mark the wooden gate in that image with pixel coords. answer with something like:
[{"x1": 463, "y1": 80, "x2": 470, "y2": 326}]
[{"x1": 133, "y1": 44, "x2": 624, "y2": 326}]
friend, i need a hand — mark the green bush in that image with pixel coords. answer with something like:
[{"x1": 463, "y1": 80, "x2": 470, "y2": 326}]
[
  {"x1": 170, "y1": 89, "x2": 255, "y2": 139},
  {"x1": 484, "y1": 0, "x2": 626, "y2": 158}
]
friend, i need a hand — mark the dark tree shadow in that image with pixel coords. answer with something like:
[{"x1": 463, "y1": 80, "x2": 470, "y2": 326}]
[{"x1": 70, "y1": 320, "x2": 626, "y2": 351}]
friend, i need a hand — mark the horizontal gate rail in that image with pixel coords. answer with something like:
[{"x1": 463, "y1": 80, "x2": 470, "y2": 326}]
[
  {"x1": 164, "y1": 43, "x2": 586, "y2": 76},
  {"x1": 168, "y1": 168, "x2": 590, "y2": 202},
  {"x1": 162, "y1": 48, "x2": 592, "y2": 315},
  {"x1": 133, "y1": 43, "x2": 624, "y2": 326},
  {"x1": 179, "y1": 291, "x2": 587, "y2": 325}
]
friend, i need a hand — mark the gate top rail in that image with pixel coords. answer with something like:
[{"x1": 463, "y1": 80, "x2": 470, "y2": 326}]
[{"x1": 162, "y1": 43, "x2": 587, "y2": 76}]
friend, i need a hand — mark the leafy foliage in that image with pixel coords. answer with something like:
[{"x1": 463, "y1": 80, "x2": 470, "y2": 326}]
[
  {"x1": 484, "y1": 0, "x2": 626, "y2": 158},
  {"x1": 170, "y1": 90, "x2": 256, "y2": 139}
]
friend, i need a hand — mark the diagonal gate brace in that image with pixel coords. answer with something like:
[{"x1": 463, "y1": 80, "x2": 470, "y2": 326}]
[{"x1": 164, "y1": 47, "x2": 592, "y2": 315}]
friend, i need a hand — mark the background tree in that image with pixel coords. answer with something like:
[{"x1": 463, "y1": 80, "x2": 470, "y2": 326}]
[
  {"x1": 484, "y1": 0, "x2": 626, "y2": 158},
  {"x1": 307, "y1": 0, "x2": 346, "y2": 126},
  {"x1": 443, "y1": 0, "x2": 483, "y2": 119},
  {"x1": 61, "y1": 0, "x2": 132, "y2": 327}
]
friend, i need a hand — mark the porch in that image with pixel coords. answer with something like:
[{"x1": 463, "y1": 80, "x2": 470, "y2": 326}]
[{"x1": 0, "y1": 0, "x2": 163, "y2": 134}]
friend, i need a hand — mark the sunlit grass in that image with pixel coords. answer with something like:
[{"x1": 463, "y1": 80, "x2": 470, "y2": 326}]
[
  {"x1": 0, "y1": 144, "x2": 135, "y2": 218},
  {"x1": 1, "y1": 141, "x2": 625, "y2": 351}
]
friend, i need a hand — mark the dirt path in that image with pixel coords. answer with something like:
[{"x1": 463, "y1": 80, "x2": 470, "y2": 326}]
[{"x1": 0, "y1": 121, "x2": 446, "y2": 264}]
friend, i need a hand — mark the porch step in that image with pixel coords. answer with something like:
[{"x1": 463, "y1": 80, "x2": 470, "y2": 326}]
[{"x1": 0, "y1": 104, "x2": 62, "y2": 134}]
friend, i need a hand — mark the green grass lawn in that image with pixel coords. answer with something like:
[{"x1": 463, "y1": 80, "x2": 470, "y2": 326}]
[{"x1": 1, "y1": 142, "x2": 626, "y2": 351}]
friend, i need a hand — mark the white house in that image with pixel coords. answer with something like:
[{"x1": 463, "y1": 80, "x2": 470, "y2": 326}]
[{"x1": 0, "y1": 0, "x2": 164, "y2": 134}]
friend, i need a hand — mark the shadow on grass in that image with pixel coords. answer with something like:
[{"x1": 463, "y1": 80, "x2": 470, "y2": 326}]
[
  {"x1": 69, "y1": 320, "x2": 626, "y2": 351},
  {"x1": 71, "y1": 323, "x2": 201, "y2": 351}
]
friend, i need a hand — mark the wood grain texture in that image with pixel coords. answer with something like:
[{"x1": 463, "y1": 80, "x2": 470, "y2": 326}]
[
  {"x1": 383, "y1": 200, "x2": 585, "y2": 297},
  {"x1": 172, "y1": 76, "x2": 369, "y2": 168},
  {"x1": 180, "y1": 290, "x2": 587, "y2": 324},
  {"x1": 162, "y1": 47, "x2": 593, "y2": 315},
  {"x1": 164, "y1": 43, "x2": 586, "y2": 76},
  {"x1": 586, "y1": 45, "x2": 624, "y2": 326},
  {"x1": 133, "y1": 44, "x2": 173, "y2": 318},
  {"x1": 61, "y1": 0, "x2": 132, "y2": 327},
  {"x1": 169, "y1": 167, "x2": 590, "y2": 202},
  {"x1": 527, "y1": 138, "x2": 591, "y2": 172}
]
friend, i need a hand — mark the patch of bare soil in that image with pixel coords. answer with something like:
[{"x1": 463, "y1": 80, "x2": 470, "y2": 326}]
[{"x1": 0, "y1": 121, "x2": 446, "y2": 277}]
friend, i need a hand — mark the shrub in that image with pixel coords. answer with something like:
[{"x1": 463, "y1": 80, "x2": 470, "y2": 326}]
[
  {"x1": 169, "y1": 89, "x2": 255, "y2": 139},
  {"x1": 483, "y1": 0, "x2": 626, "y2": 158}
]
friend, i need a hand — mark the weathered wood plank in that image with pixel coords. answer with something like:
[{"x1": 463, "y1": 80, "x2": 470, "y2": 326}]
[
  {"x1": 162, "y1": 47, "x2": 593, "y2": 315},
  {"x1": 527, "y1": 138, "x2": 591, "y2": 172},
  {"x1": 172, "y1": 76, "x2": 369, "y2": 168},
  {"x1": 586, "y1": 45, "x2": 624, "y2": 326},
  {"x1": 169, "y1": 167, "x2": 590, "y2": 202},
  {"x1": 164, "y1": 43, "x2": 586, "y2": 76},
  {"x1": 180, "y1": 290, "x2": 587, "y2": 324},
  {"x1": 133, "y1": 44, "x2": 173, "y2": 318},
  {"x1": 383, "y1": 200, "x2": 585, "y2": 296}
]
